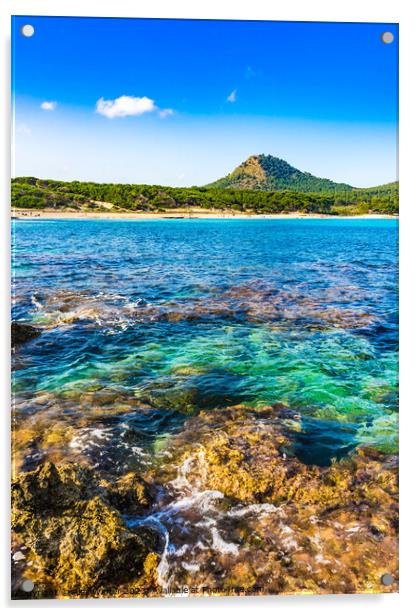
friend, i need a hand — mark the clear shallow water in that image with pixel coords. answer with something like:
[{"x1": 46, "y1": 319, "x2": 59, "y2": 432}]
[{"x1": 12, "y1": 218, "x2": 398, "y2": 468}]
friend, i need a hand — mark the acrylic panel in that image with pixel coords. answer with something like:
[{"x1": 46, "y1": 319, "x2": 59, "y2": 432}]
[{"x1": 11, "y1": 16, "x2": 399, "y2": 599}]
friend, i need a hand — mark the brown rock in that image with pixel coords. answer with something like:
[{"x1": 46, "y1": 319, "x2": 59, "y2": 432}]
[{"x1": 11, "y1": 461, "x2": 159, "y2": 598}]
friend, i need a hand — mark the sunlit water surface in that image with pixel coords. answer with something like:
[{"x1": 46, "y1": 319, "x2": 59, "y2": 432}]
[{"x1": 12, "y1": 218, "x2": 398, "y2": 469}]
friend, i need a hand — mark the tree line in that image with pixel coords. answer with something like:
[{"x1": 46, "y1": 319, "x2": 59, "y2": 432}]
[{"x1": 11, "y1": 177, "x2": 399, "y2": 215}]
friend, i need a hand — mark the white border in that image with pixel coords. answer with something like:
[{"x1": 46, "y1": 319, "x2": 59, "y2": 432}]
[{"x1": 1, "y1": 1, "x2": 415, "y2": 614}]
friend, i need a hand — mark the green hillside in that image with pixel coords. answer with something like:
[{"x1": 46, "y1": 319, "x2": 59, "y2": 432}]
[
  {"x1": 356, "y1": 181, "x2": 399, "y2": 196},
  {"x1": 206, "y1": 154, "x2": 355, "y2": 192}
]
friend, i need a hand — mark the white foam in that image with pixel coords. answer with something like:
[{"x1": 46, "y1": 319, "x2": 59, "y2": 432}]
[
  {"x1": 182, "y1": 562, "x2": 200, "y2": 572},
  {"x1": 279, "y1": 524, "x2": 299, "y2": 551},
  {"x1": 127, "y1": 514, "x2": 171, "y2": 586},
  {"x1": 315, "y1": 553, "x2": 331, "y2": 565},
  {"x1": 163, "y1": 490, "x2": 224, "y2": 517},
  {"x1": 173, "y1": 544, "x2": 189, "y2": 557},
  {"x1": 227, "y1": 503, "x2": 279, "y2": 519},
  {"x1": 210, "y1": 527, "x2": 239, "y2": 556},
  {"x1": 31, "y1": 295, "x2": 43, "y2": 310},
  {"x1": 170, "y1": 455, "x2": 195, "y2": 491},
  {"x1": 170, "y1": 450, "x2": 207, "y2": 491},
  {"x1": 69, "y1": 427, "x2": 112, "y2": 451},
  {"x1": 345, "y1": 525, "x2": 362, "y2": 534}
]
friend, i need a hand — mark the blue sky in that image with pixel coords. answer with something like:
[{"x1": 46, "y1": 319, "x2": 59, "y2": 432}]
[{"x1": 12, "y1": 17, "x2": 398, "y2": 187}]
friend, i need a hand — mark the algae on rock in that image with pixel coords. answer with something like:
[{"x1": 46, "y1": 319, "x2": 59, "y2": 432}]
[{"x1": 11, "y1": 461, "x2": 160, "y2": 598}]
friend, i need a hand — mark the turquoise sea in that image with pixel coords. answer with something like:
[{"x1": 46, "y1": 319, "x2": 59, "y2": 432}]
[{"x1": 12, "y1": 218, "x2": 398, "y2": 471}]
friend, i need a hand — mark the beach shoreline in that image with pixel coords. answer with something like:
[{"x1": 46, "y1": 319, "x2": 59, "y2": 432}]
[{"x1": 11, "y1": 209, "x2": 398, "y2": 221}]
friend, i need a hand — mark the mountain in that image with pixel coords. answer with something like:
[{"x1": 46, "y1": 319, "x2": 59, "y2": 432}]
[{"x1": 206, "y1": 154, "x2": 355, "y2": 193}]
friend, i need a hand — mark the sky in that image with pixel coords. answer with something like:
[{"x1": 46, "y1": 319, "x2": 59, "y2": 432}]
[{"x1": 12, "y1": 17, "x2": 398, "y2": 187}]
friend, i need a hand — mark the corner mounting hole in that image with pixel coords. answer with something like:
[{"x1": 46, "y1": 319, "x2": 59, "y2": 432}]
[
  {"x1": 381, "y1": 31, "x2": 394, "y2": 44},
  {"x1": 21, "y1": 579, "x2": 35, "y2": 592},
  {"x1": 21, "y1": 24, "x2": 35, "y2": 38},
  {"x1": 381, "y1": 573, "x2": 394, "y2": 586}
]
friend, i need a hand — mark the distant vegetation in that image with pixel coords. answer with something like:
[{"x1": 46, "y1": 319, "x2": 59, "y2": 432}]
[
  {"x1": 11, "y1": 176, "x2": 399, "y2": 215},
  {"x1": 11, "y1": 155, "x2": 398, "y2": 215}
]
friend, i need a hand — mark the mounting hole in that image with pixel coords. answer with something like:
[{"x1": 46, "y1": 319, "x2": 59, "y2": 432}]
[
  {"x1": 21, "y1": 24, "x2": 35, "y2": 38},
  {"x1": 381, "y1": 31, "x2": 394, "y2": 44},
  {"x1": 381, "y1": 573, "x2": 394, "y2": 586},
  {"x1": 21, "y1": 579, "x2": 35, "y2": 592}
]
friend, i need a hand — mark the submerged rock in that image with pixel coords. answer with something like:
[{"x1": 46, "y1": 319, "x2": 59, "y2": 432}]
[
  {"x1": 11, "y1": 389, "x2": 159, "y2": 474},
  {"x1": 11, "y1": 405, "x2": 399, "y2": 598},
  {"x1": 137, "y1": 371, "x2": 246, "y2": 415},
  {"x1": 11, "y1": 461, "x2": 160, "y2": 598},
  {"x1": 11, "y1": 321, "x2": 41, "y2": 345},
  {"x1": 152, "y1": 405, "x2": 399, "y2": 595},
  {"x1": 14, "y1": 280, "x2": 379, "y2": 335}
]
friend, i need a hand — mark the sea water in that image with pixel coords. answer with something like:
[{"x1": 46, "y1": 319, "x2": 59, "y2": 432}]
[{"x1": 12, "y1": 218, "x2": 398, "y2": 468}]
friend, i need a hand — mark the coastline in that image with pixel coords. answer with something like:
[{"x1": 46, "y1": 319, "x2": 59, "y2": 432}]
[
  {"x1": 12, "y1": 209, "x2": 398, "y2": 221},
  {"x1": 12, "y1": 212, "x2": 399, "y2": 598}
]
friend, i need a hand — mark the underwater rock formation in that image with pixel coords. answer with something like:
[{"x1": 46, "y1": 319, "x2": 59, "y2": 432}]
[
  {"x1": 11, "y1": 388, "x2": 159, "y2": 474},
  {"x1": 16, "y1": 281, "x2": 379, "y2": 334},
  {"x1": 137, "y1": 370, "x2": 246, "y2": 415},
  {"x1": 151, "y1": 405, "x2": 399, "y2": 595},
  {"x1": 11, "y1": 405, "x2": 399, "y2": 598}
]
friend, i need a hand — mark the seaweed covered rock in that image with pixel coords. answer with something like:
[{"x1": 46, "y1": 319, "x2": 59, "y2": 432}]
[
  {"x1": 11, "y1": 461, "x2": 160, "y2": 598},
  {"x1": 101, "y1": 471, "x2": 154, "y2": 515},
  {"x1": 158, "y1": 406, "x2": 398, "y2": 510},
  {"x1": 12, "y1": 461, "x2": 95, "y2": 514},
  {"x1": 11, "y1": 406, "x2": 399, "y2": 597},
  {"x1": 11, "y1": 321, "x2": 41, "y2": 345},
  {"x1": 11, "y1": 390, "x2": 157, "y2": 474},
  {"x1": 153, "y1": 405, "x2": 399, "y2": 595},
  {"x1": 156, "y1": 405, "x2": 298, "y2": 502},
  {"x1": 137, "y1": 371, "x2": 246, "y2": 415},
  {"x1": 14, "y1": 281, "x2": 379, "y2": 336}
]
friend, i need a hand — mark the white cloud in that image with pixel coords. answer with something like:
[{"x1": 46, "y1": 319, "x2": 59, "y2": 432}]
[
  {"x1": 96, "y1": 95, "x2": 174, "y2": 119},
  {"x1": 159, "y1": 108, "x2": 174, "y2": 118},
  {"x1": 40, "y1": 101, "x2": 57, "y2": 111},
  {"x1": 96, "y1": 95, "x2": 157, "y2": 118},
  {"x1": 226, "y1": 89, "x2": 237, "y2": 103}
]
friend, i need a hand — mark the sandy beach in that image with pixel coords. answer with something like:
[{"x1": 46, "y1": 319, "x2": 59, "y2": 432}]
[{"x1": 12, "y1": 209, "x2": 398, "y2": 221}]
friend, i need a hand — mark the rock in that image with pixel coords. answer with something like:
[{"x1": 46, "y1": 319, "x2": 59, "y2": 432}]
[
  {"x1": 159, "y1": 406, "x2": 300, "y2": 502},
  {"x1": 11, "y1": 406, "x2": 399, "y2": 597},
  {"x1": 159, "y1": 406, "x2": 398, "y2": 510},
  {"x1": 12, "y1": 461, "x2": 96, "y2": 515},
  {"x1": 13, "y1": 281, "x2": 379, "y2": 336},
  {"x1": 53, "y1": 497, "x2": 157, "y2": 596},
  {"x1": 154, "y1": 405, "x2": 398, "y2": 594},
  {"x1": 139, "y1": 381, "x2": 201, "y2": 414},
  {"x1": 102, "y1": 472, "x2": 154, "y2": 515},
  {"x1": 137, "y1": 371, "x2": 246, "y2": 415},
  {"x1": 11, "y1": 321, "x2": 41, "y2": 345},
  {"x1": 11, "y1": 461, "x2": 160, "y2": 598}
]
